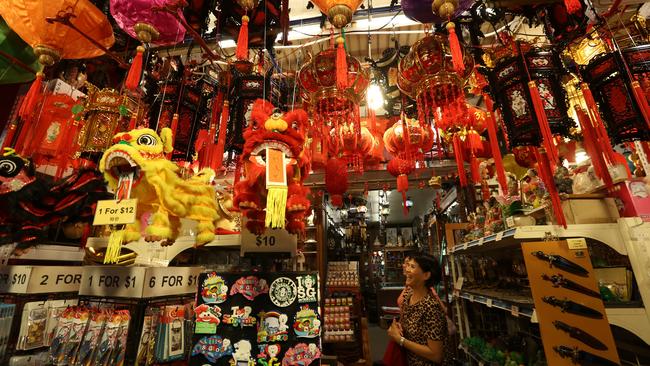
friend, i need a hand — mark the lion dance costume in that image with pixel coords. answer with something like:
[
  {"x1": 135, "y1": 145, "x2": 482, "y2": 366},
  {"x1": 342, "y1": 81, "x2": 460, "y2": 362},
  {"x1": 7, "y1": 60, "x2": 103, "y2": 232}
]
[
  {"x1": 234, "y1": 100, "x2": 311, "y2": 235},
  {"x1": 99, "y1": 127, "x2": 220, "y2": 263}
]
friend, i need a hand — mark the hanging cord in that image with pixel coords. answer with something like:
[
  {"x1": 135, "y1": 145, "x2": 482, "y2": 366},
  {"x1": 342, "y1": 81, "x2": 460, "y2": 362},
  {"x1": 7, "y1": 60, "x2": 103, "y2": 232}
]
[{"x1": 155, "y1": 26, "x2": 183, "y2": 131}]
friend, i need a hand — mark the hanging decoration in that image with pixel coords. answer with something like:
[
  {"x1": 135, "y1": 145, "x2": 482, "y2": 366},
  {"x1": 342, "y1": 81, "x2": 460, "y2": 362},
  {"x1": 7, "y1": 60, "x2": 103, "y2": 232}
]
[
  {"x1": 233, "y1": 100, "x2": 311, "y2": 235},
  {"x1": 98, "y1": 127, "x2": 222, "y2": 262},
  {"x1": 309, "y1": 0, "x2": 363, "y2": 28},
  {"x1": 234, "y1": 0, "x2": 259, "y2": 60},
  {"x1": 383, "y1": 117, "x2": 434, "y2": 213},
  {"x1": 110, "y1": 0, "x2": 186, "y2": 46}
]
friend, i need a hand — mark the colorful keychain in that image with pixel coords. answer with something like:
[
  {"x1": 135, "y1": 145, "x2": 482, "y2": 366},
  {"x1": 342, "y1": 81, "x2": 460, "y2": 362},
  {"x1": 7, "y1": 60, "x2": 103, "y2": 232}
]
[
  {"x1": 222, "y1": 306, "x2": 256, "y2": 327},
  {"x1": 281, "y1": 343, "x2": 321, "y2": 366},
  {"x1": 202, "y1": 273, "x2": 229, "y2": 304},
  {"x1": 257, "y1": 311, "x2": 289, "y2": 343},
  {"x1": 293, "y1": 305, "x2": 320, "y2": 339},
  {"x1": 191, "y1": 335, "x2": 233, "y2": 363},
  {"x1": 269, "y1": 277, "x2": 297, "y2": 307}
]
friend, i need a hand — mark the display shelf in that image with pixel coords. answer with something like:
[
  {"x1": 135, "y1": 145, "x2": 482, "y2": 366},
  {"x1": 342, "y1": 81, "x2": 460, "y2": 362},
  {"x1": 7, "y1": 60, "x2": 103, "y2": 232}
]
[
  {"x1": 301, "y1": 251, "x2": 317, "y2": 255},
  {"x1": 451, "y1": 223, "x2": 625, "y2": 255},
  {"x1": 9, "y1": 244, "x2": 84, "y2": 263},
  {"x1": 371, "y1": 246, "x2": 418, "y2": 252},
  {"x1": 459, "y1": 344, "x2": 498, "y2": 366},
  {"x1": 459, "y1": 290, "x2": 534, "y2": 318}
]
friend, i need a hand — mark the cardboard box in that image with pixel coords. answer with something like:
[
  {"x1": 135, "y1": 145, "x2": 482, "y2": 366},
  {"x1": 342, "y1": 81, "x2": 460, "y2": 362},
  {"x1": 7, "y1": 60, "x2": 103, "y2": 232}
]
[
  {"x1": 611, "y1": 179, "x2": 650, "y2": 222},
  {"x1": 561, "y1": 196, "x2": 620, "y2": 224}
]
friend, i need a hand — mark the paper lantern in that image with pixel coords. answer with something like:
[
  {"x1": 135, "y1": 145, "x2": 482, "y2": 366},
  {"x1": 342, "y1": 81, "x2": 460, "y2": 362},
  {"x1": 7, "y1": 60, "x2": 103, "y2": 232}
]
[
  {"x1": 110, "y1": 0, "x2": 186, "y2": 45},
  {"x1": 0, "y1": 0, "x2": 115, "y2": 67},
  {"x1": 310, "y1": 0, "x2": 363, "y2": 28},
  {"x1": 401, "y1": 0, "x2": 473, "y2": 24}
]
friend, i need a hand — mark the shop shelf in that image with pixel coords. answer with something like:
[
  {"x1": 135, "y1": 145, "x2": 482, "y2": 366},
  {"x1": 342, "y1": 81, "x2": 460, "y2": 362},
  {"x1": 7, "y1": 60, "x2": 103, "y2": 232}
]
[
  {"x1": 9, "y1": 244, "x2": 84, "y2": 262},
  {"x1": 459, "y1": 343, "x2": 499, "y2": 366},
  {"x1": 459, "y1": 290, "x2": 534, "y2": 318}
]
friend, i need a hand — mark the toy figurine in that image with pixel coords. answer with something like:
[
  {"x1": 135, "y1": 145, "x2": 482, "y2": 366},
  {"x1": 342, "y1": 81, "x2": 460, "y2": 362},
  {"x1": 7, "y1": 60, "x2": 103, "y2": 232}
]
[{"x1": 553, "y1": 165, "x2": 573, "y2": 194}]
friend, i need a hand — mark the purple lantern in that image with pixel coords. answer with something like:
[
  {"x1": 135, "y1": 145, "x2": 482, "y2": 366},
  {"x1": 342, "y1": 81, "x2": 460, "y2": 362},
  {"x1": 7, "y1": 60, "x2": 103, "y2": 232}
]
[
  {"x1": 401, "y1": 0, "x2": 474, "y2": 24},
  {"x1": 110, "y1": 0, "x2": 186, "y2": 45}
]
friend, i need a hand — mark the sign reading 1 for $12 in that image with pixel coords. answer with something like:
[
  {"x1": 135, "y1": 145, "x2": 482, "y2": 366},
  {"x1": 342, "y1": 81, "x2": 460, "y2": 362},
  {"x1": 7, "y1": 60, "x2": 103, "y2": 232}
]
[{"x1": 92, "y1": 198, "x2": 138, "y2": 226}]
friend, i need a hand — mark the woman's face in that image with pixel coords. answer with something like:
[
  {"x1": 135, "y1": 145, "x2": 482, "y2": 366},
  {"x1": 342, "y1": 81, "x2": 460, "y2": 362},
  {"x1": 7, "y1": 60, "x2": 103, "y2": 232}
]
[
  {"x1": 404, "y1": 259, "x2": 430, "y2": 288},
  {"x1": 402, "y1": 257, "x2": 412, "y2": 276}
]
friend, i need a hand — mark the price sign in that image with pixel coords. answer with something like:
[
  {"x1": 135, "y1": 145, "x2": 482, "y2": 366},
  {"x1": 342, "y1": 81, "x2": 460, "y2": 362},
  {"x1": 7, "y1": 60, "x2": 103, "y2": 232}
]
[
  {"x1": 469, "y1": 295, "x2": 474, "y2": 302},
  {"x1": 486, "y1": 298, "x2": 493, "y2": 308},
  {"x1": 27, "y1": 267, "x2": 83, "y2": 294},
  {"x1": 240, "y1": 218, "x2": 297, "y2": 255},
  {"x1": 463, "y1": 242, "x2": 468, "y2": 250},
  {"x1": 505, "y1": 216, "x2": 515, "y2": 228},
  {"x1": 495, "y1": 231, "x2": 504, "y2": 241},
  {"x1": 141, "y1": 267, "x2": 202, "y2": 298},
  {"x1": 93, "y1": 199, "x2": 138, "y2": 226},
  {"x1": 567, "y1": 238, "x2": 588, "y2": 250},
  {"x1": 79, "y1": 266, "x2": 146, "y2": 298},
  {"x1": 0, "y1": 266, "x2": 32, "y2": 293},
  {"x1": 478, "y1": 237, "x2": 484, "y2": 246},
  {"x1": 511, "y1": 305, "x2": 520, "y2": 317}
]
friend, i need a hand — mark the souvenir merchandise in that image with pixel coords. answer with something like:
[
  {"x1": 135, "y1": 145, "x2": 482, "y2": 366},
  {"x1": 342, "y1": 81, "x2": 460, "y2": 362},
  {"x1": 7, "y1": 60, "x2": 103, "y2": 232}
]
[
  {"x1": 326, "y1": 262, "x2": 360, "y2": 288},
  {"x1": 98, "y1": 127, "x2": 222, "y2": 262},
  {"x1": 191, "y1": 335, "x2": 233, "y2": 363},
  {"x1": 542, "y1": 274, "x2": 601, "y2": 298},
  {"x1": 552, "y1": 320, "x2": 608, "y2": 351},
  {"x1": 281, "y1": 343, "x2": 320, "y2": 366},
  {"x1": 194, "y1": 304, "x2": 222, "y2": 334},
  {"x1": 91, "y1": 310, "x2": 129, "y2": 366},
  {"x1": 532, "y1": 251, "x2": 589, "y2": 277},
  {"x1": 154, "y1": 305, "x2": 186, "y2": 362},
  {"x1": 49, "y1": 306, "x2": 76, "y2": 365},
  {"x1": 135, "y1": 313, "x2": 152, "y2": 365},
  {"x1": 222, "y1": 306, "x2": 256, "y2": 327},
  {"x1": 202, "y1": 273, "x2": 229, "y2": 304},
  {"x1": 61, "y1": 307, "x2": 90, "y2": 366},
  {"x1": 230, "y1": 276, "x2": 269, "y2": 301},
  {"x1": 113, "y1": 311, "x2": 131, "y2": 366},
  {"x1": 296, "y1": 274, "x2": 318, "y2": 304},
  {"x1": 293, "y1": 305, "x2": 320, "y2": 339},
  {"x1": 553, "y1": 345, "x2": 619, "y2": 366},
  {"x1": 45, "y1": 300, "x2": 78, "y2": 347},
  {"x1": 256, "y1": 344, "x2": 281, "y2": 366},
  {"x1": 0, "y1": 304, "x2": 16, "y2": 358},
  {"x1": 17, "y1": 301, "x2": 48, "y2": 350},
  {"x1": 257, "y1": 311, "x2": 289, "y2": 343},
  {"x1": 323, "y1": 298, "x2": 354, "y2": 343},
  {"x1": 231, "y1": 339, "x2": 255, "y2": 365},
  {"x1": 269, "y1": 277, "x2": 297, "y2": 307},
  {"x1": 74, "y1": 309, "x2": 107, "y2": 366}
]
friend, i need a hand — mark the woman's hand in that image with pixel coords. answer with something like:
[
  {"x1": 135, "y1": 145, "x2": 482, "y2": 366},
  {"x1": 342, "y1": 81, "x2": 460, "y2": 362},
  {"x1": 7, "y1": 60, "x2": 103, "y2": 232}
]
[{"x1": 387, "y1": 319, "x2": 403, "y2": 343}]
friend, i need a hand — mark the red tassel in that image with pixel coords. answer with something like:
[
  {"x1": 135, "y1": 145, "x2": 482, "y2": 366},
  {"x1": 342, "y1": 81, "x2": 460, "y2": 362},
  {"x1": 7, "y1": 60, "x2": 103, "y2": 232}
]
[
  {"x1": 397, "y1": 174, "x2": 409, "y2": 215},
  {"x1": 214, "y1": 101, "x2": 229, "y2": 170},
  {"x1": 336, "y1": 36, "x2": 348, "y2": 90},
  {"x1": 235, "y1": 15, "x2": 250, "y2": 61},
  {"x1": 467, "y1": 130, "x2": 482, "y2": 153},
  {"x1": 326, "y1": 158, "x2": 349, "y2": 207},
  {"x1": 631, "y1": 81, "x2": 650, "y2": 130},
  {"x1": 446, "y1": 22, "x2": 465, "y2": 74},
  {"x1": 534, "y1": 148, "x2": 567, "y2": 228},
  {"x1": 614, "y1": 152, "x2": 632, "y2": 179},
  {"x1": 484, "y1": 95, "x2": 508, "y2": 192},
  {"x1": 128, "y1": 115, "x2": 137, "y2": 130},
  {"x1": 528, "y1": 81, "x2": 558, "y2": 166},
  {"x1": 575, "y1": 107, "x2": 613, "y2": 187},
  {"x1": 470, "y1": 155, "x2": 481, "y2": 184},
  {"x1": 452, "y1": 135, "x2": 468, "y2": 186},
  {"x1": 581, "y1": 83, "x2": 616, "y2": 163},
  {"x1": 125, "y1": 46, "x2": 145, "y2": 91},
  {"x1": 563, "y1": 0, "x2": 582, "y2": 14},
  {"x1": 18, "y1": 72, "x2": 44, "y2": 120}
]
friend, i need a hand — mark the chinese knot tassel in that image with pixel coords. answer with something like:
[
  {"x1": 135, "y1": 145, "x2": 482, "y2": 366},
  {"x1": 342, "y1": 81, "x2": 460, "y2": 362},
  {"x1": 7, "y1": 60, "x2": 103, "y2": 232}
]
[
  {"x1": 470, "y1": 154, "x2": 481, "y2": 184},
  {"x1": 581, "y1": 83, "x2": 616, "y2": 163},
  {"x1": 452, "y1": 134, "x2": 468, "y2": 187},
  {"x1": 18, "y1": 72, "x2": 43, "y2": 120},
  {"x1": 326, "y1": 157, "x2": 348, "y2": 207},
  {"x1": 125, "y1": 46, "x2": 145, "y2": 91},
  {"x1": 484, "y1": 95, "x2": 508, "y2": 192},
  {"x1": 446, "y1": 22, "x2": 465, "y2": 74},
  {"x1": 214, "y1": 101, "x2": 230, "y2": 170},
  {"x1": 528, "y1": 81, "x2": 558, "y2": 166},
  {"x1": 534, "y1": 148, "x2": 567, "y2": 228},
  {"x1": 128, "y1": 115, "x2": 137, "y2": 130},
  {"x1": 336, "y1": 36, "x2": 348, "y2": 90},
  {"x1": 631, "y1": 81, "x2": 650, "y2": 130},
  {"x1": 235, "y1": 15, "x2": 250, "y2": 61},
  {"x1": 564, "y1": 0, "x2": 582, "y2": 14},
  {"x1": 575, "y1": 107, "x2": 613, "y2": 187},
  {"x1": 397, "y1": 174, "x2": 409, "y2": 215}
]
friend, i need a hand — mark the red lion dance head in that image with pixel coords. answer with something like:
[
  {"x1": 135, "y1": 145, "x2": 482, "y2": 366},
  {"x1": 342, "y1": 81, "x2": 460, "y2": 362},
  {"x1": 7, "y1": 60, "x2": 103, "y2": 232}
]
[{"x1": 234, "y1": 99, "x2": 311, "y2": 235}]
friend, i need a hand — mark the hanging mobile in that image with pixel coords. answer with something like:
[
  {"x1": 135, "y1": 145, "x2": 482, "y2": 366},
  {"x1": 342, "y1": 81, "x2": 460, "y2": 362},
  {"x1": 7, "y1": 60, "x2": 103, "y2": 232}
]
[
  {"x1": 542, "y1": 274, "x2": 601, "y2": 298},
  {"x1": 531, "y1": 251, "x2": 589, "y2": 276},
  {"x1": 553, "y1": 345, "x2": 619, "y2": 366},
  {"x1": 552, "y1": 320, "x2": 608, "y2": 351},
  {"x1": 542, "y1": 296, "x2": 603, "y2": 319}
]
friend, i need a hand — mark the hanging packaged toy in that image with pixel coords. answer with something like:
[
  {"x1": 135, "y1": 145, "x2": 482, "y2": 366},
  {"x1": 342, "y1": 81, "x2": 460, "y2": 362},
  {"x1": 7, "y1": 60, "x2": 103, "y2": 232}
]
[
  {"x1": 135, "y1": 312, "x2": 152, "y2": 365},
  {"x1": 18, "y1": 301, "x2": 48, "y2": 350},
  {"x1": 93, "y1": 310, "x2": 122, "y2": 366},
  {"x1": 111, "y1": 310, "x2": 131, "y2": 366},
  {"x1": 0, "y1": 303, "x2": 15, "y2": 357},
  {"x1": 49, "y1": 306, "x2": 75, "y2": 364},
  {"x1": 165, "y1": 306, "x2": 185, "y2": 361},
  {"x1": 61, "y1": 307, "x2": 90, "y2": 365},
  {"x1": 45, "y1": 299, "x2": 78, "y2": 346},
  {"x1": 74, "y1": 309, "x2": 107, "y2": 366}
]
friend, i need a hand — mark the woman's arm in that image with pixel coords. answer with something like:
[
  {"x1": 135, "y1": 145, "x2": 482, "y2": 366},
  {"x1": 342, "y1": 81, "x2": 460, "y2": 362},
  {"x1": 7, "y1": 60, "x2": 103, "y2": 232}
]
[{"x1": 402, "y1": 338, "x2": 443, "y2": 363}]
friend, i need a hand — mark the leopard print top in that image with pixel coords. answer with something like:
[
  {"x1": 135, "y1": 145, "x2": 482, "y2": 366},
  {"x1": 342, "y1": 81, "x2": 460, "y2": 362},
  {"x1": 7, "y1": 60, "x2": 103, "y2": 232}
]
[{"x1": 401, "y1": 288, "x2": 452, "y2": 365}]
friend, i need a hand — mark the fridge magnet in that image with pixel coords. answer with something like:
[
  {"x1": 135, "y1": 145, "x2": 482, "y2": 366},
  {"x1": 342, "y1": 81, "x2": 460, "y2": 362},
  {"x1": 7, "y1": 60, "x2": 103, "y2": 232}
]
[
  {"x1": 231, "y1": 339, "x2": 255, "y2": 365},
  {"x1": 281, "y1": 343, "x2": 321, "y2": 366},
  {"x1": 296, "y1": 274, "x2": 318, "y2": 303},
  {"x1": 293, "y1": 305, "x2": 320, "y2": 338},
  {"x1": 195, "y1": 304, "x2": 221, "y2": 334},
  {"x1": 257, "y1": 311, "x2": 289, "y2": 343},
  {"x1": 269, "y1": 277, "x2": 297, "y2": 307},
  {"x1": 202, "y1": 273, "x2": 229, "y2": 304},
  {"x1": 191, "y1": 335, "x2": 233, "y2": 363},
  {"x1": 230, "y1": 276, "x2": 269, "y2": 300},
  {"x1": 256, "y1": 344, "x2": 281, "y2": 366},
  {"x1": 222, "y1": 306, "x2": 257, "y2": 327}
]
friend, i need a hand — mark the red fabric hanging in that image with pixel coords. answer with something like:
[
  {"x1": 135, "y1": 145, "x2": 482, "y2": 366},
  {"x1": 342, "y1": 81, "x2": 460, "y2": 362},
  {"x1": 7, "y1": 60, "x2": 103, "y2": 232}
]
[
  {"x1": 452, "y1": 135, "x2": 468, "y2": 186},
  {"x1": 18, "y1": 72, "x2": 43, "y2": 121},
  {"x1": 326, "y1": 157, "x2": 349, "y2": 207},
  {"x1": 336, "y1": 36, "x2": 348, "y2": 90},
  {"x1": 528, "y1": 81, "x2": 559, "y2": 167},
  {"x1": 534, "y1": 148, "x2": 567, "y2": 228},
  {"x1": 235, "y1": 15, "x2": 250, "y2": 61},
  {"x1": 213, "y1": 101, "x2": 230, "y2": 170},
  {"x1": 446, "y1": 22, "x2": 464, "y2": 74},
  {"x1": 580, "y1": 83, "x2": 616, "y2": 163},
  {"x1": 564, "y1": 0, "x2": 582, "y2": 14},
  {"x1": 125, "y1": 46, "x2": 144, "y2": 91},
  {"x1": 484, "y1": 95, "x2": 508, "y2": 192},
  {"x1": 575, "y1": 107, "x2": 613, "y2": 187}
]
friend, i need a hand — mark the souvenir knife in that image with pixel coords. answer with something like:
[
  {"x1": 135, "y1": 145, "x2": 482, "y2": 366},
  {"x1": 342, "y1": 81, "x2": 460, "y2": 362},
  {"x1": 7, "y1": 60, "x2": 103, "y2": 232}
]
[
  {"x1": 552, "y1": 320, "x2": 608, "y2": 351},
  {"x1": 532, "y1": 251, "x2": 589, "y2": 277},
  {"x1": 553, "y1": 345, "x2": 619, "y2": 366},
  {"x1": 542, "y1": 296, "x2": 603, "y2": 319},
  {"x1": 542, "y1": 274, "x2": 601, "y2": 299}
]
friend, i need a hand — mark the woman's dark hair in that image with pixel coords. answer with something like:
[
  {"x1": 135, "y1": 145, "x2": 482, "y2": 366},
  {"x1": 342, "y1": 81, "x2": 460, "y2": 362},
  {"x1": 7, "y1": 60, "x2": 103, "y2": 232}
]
[{"x1": 412, "y1": 254, "x2": 441, "y2": 288}]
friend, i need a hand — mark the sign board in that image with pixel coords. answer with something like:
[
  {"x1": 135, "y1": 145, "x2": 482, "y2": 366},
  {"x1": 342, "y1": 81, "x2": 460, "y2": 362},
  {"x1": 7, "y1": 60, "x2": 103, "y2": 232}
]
[
  {"x1": 92, "y1": 199, "x2": 138, "y2": 226},
  {"x1": 495, "y1": 231, "x2": 504, "y2": 241},
  {"x1": 566, "y1": 237, "x2": 588, "y2": 250},
  {"x1": 141, "y1": 267, "x2": 201, "y2": 298},
  {"x1": 0, "y1": 266, "x2": 83, "y2": 294},
  {"x1": 79, "y1": 266, "x2": 203, "y2": 298},
  {"x1": 240, "y1": 218, "x2": 297, "y2": 256}
]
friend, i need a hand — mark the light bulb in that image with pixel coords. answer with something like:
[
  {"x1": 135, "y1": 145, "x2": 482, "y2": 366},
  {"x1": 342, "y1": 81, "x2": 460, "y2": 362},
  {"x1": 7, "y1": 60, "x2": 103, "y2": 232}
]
[{"x1": 367, "y1": 83, "x2": 385, "y2": 111}]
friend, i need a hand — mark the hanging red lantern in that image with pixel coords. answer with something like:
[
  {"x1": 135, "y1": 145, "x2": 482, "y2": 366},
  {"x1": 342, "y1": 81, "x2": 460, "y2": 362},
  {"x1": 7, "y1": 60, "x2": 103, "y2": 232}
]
[{"x1": 338, "y1": 124, "x2": 376, "y2": 171}]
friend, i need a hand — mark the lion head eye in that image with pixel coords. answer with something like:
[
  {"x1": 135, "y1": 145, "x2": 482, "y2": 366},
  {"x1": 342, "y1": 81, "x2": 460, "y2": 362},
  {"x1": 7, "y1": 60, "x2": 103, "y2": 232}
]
[
  {"x1": 137, "y1": 134, "x2": 157, "y2": 146},
  {"x1": 0, "y1": 157, "x2": 23, "y2": 178}
]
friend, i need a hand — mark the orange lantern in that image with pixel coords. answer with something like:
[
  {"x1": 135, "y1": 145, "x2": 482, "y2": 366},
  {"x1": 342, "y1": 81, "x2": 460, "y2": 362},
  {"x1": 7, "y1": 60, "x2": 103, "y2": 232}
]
[
  {"x1": 310, "y1": 0, "x2": 363, "y2": 28},
  {"x1": 0, "y1": 0, "x2": 115, "y2": 67}
]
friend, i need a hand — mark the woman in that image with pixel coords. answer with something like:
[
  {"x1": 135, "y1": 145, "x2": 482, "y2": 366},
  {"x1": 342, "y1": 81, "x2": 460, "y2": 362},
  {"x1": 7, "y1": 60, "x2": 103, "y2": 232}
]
[{"x1": 387, "y1": 255, "x2": 451, "y2": 365}]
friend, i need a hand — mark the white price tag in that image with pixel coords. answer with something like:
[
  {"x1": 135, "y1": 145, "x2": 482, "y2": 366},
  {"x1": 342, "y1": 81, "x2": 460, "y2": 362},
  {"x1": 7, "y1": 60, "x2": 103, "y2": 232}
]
[
  {"x1": 0, "y1": 266, "x2": 32, "y2": 293},
  {"x1": 495, "y1": 231, "x2": 504, "y2": 241},
  {"x1": 141, "y1": 267, "x2": 202, "y2": 298},
  {"x1": 27, "y1": 267, "x2": 83, "y2": 294},
  {"x1": 79, "y1": 266, "x2": 146, "y2": 298},
  {"x1": 506, "y1": 216, "x2": 515, "y2": 228},
  {"x1": 469, "y1": 295, "x2": 474, "y2": 302},
  {"x1": 531, "y1": 309, "x2": 538, "y2": 323},
  {"x1": 463, "y1": 242, "x2": 468, "y2": 250},
  {"x1": 567, "y1": 238, "x2": 588, "y2": 250},
  {"x1": 511, "y1": 305, "x2": 519, "y2": 317},
  {"x1": 478, "y1": 237, "x2": 484, "y2": 246},
  {"x1": 486, "y1": 298, "x2": 493, "y2": 308}
]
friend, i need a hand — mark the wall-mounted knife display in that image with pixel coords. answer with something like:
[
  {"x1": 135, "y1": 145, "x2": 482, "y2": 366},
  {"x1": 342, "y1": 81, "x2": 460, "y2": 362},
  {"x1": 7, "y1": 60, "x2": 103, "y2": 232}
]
[{"x1": 522, "y1": 240, "x2": 620, "y2": 366}]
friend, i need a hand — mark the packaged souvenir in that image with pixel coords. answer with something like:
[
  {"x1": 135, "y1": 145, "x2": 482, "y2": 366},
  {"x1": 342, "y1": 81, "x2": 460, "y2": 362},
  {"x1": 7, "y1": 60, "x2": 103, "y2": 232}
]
[
  {"x1": 111, "y1": 310, "x2": 131, "y2": 366},
  {"x1": 135, "y1": 312, "x2": 152, "y2": 365},
  {"x1": 49, "y1": 306, "x2": 75, "y2": 364},
  {"x1": 164, "y1": 306, "x2": 185, "y2": 360},
  {"x1": 45, "y1": 299, "x2": 78, "y2": 346},
  {"x1": 92, "y1": 310, "x2": 122, "y2": 366},
  {"x1": 0, "y1": 303, "x2": 16, "y2": 358},
  {"x1": 60, "y1": 307, "x2": 90, "y2": 365},
  {"x1": 18, "y1": 301, "x2": 48, "y2": 350},
  {"x1": 74, "y1": 309, "x2": 107, "y2": 366}
]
